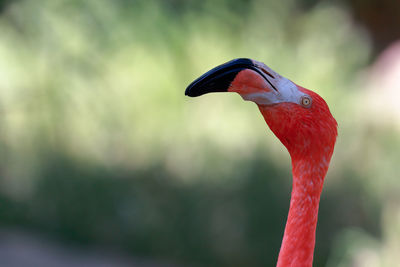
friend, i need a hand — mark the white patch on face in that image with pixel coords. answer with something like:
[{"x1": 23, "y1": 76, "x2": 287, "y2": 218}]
[{"x1": 240, "y1": 60, "x2": 310, "y2": 106}]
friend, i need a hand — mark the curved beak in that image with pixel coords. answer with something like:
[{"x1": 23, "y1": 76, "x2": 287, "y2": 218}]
[{"x1": 185, "y1": 58, "x2": 275, "y2": 97}]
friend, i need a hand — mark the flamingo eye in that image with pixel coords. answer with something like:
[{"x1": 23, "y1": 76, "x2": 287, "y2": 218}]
[{"x1": 301, "y1": 96, "x2": 312, "y2": 108}]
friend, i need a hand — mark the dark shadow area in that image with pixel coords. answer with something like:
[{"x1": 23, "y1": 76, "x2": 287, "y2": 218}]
[{"x1": 0, "y1": 151, "x2": 381, "y2": 267}]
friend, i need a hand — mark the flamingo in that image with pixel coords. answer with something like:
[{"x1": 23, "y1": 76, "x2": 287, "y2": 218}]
[{"x1": 185, "y1": 58, "x2": 337, "y2": 267}]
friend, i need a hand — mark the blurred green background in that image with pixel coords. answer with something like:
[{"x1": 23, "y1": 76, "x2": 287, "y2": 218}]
[{"x1": 0, "y1": 0, "x2": 399, "y2": 266}]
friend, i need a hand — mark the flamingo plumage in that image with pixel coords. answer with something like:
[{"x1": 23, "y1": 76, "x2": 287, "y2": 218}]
[{"x1": 185, "y1": 58, "x2": 337, "y2": 267}]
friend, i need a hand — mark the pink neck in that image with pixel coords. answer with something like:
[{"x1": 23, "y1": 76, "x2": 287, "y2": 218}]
[{"x1": 276, "y1": 155, "x2": 329, "y2": 267}]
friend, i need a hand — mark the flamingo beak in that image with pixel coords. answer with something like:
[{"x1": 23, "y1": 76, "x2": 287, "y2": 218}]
[
  {"x1": 185, "y1": 58, "x2": 268, "y2": 97},
  {"x1": 185, "y1": 58, "x2": 310, "y2": 107}
]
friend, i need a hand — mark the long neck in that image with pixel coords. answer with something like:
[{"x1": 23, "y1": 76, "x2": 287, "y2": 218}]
[{"x1": 277, "y1": 154, "x2": 330, "y2": 267}]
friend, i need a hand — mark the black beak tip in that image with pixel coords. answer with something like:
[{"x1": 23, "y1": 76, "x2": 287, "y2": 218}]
[
  {"x1": 184, "y1": 81, "x2": 203, "y2": 97},
  {"x1": 184, "y1": 58, "x2": 255, "y2": 98},
  {"x1": 184, "y1": 84, "x2": 195, "y2": 97}
]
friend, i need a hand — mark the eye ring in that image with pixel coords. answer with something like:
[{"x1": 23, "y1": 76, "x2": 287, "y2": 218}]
[{"x1": 301, "y1": 96, "x2": 312, "y2": 108}]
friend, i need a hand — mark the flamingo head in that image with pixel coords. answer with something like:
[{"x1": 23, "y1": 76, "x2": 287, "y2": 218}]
[{"x1": 185, "y1": 58, "x2": 337, "y2": 158}]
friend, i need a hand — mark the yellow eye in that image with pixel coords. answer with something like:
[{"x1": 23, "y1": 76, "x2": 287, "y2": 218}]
[{"x1": 301, "y1": 96, "x2": 312, "y2": 107}]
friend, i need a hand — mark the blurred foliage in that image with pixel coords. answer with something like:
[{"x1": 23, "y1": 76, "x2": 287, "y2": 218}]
[{"x1": 0, "y1": 0, "x2": 398, "y2": 266}]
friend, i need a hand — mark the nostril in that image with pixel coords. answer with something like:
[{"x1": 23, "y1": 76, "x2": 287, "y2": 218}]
[
  {"x1": 261, "y1": 68, "x2": 275, "y2": 79},
  {"x1": 249, "y1": 65, "x2": 278, "y2": 92}
]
